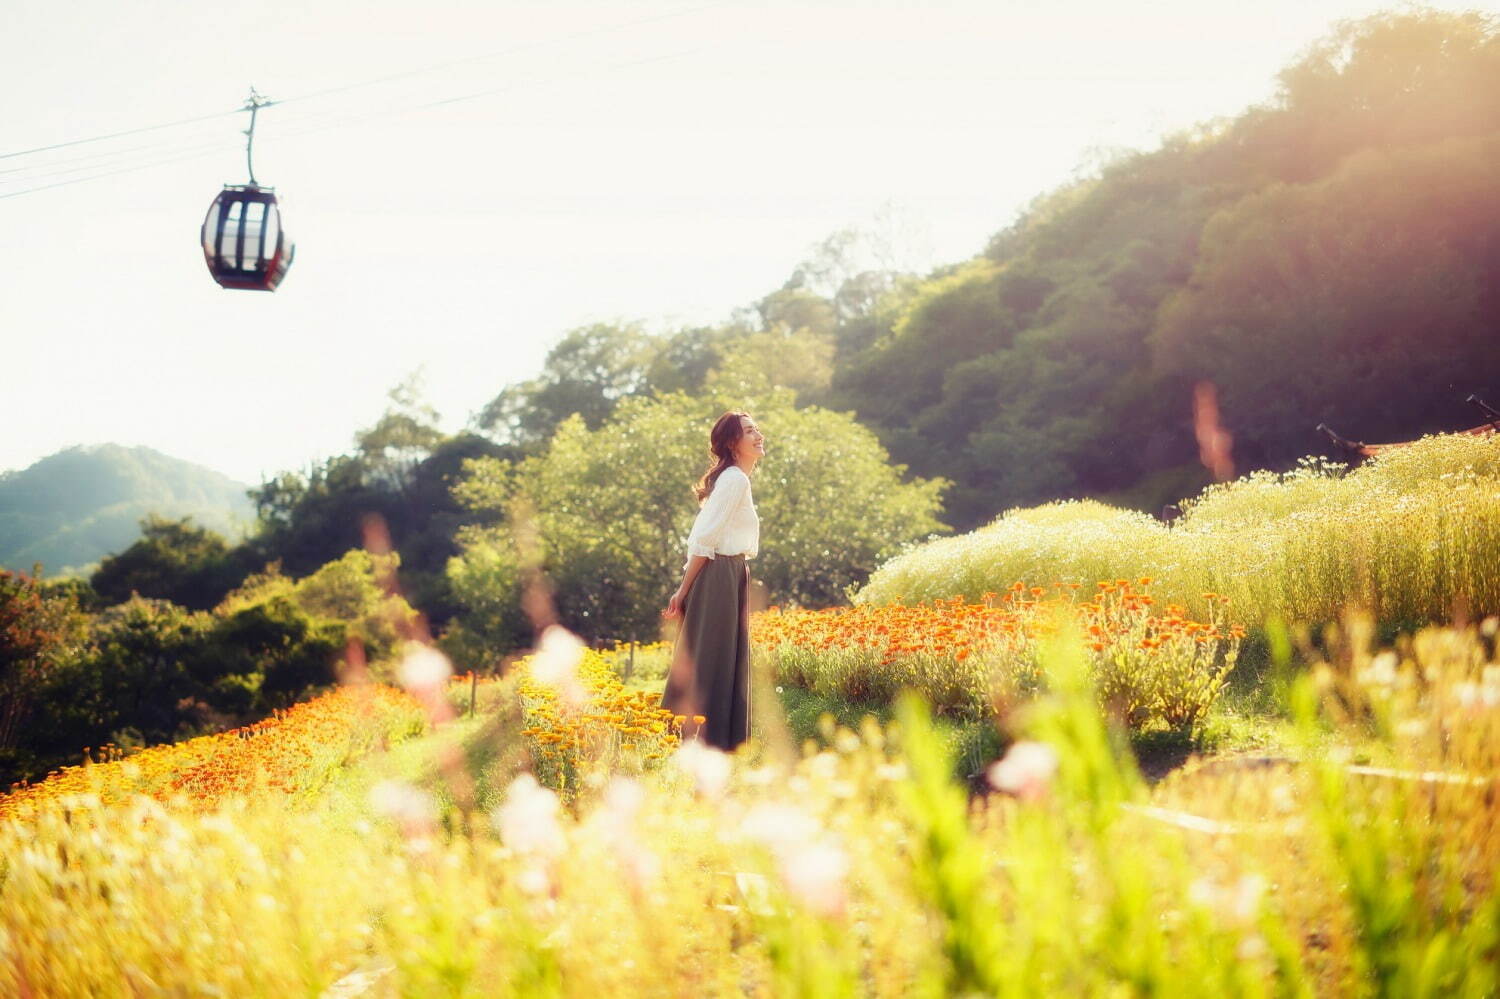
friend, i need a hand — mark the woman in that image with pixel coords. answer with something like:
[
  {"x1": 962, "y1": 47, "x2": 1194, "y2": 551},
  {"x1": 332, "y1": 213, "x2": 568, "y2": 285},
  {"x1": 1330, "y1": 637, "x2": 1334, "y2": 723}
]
[{"x1": 661, "y1": 411, "x2": 765, "y2": 751}]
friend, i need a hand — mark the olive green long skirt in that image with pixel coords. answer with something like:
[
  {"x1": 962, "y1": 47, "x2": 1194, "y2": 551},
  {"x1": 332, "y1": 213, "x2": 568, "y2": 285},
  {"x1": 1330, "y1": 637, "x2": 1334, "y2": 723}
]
[{"x1": 661, "y1": 554, "x2": 750, "y2": 751}]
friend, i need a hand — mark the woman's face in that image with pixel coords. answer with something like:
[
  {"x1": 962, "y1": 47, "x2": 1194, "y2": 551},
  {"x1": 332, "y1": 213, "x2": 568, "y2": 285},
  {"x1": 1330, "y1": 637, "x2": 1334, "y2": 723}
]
[{"x1": 734, "y1": 416, "x2": 766, "y2": 463}]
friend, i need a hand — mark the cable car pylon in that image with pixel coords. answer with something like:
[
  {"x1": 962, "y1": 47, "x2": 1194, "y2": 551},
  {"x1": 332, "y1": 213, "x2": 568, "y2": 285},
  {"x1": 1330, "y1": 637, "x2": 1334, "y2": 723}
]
[{"x1": 201, "y1": 87, "x2": 295, "y2": 292}]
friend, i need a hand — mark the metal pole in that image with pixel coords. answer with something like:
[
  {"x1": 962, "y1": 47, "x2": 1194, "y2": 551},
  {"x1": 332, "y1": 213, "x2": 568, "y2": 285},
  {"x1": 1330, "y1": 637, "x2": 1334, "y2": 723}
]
[{"x1": 469, "y1": 671, "x2": 478, "y2": 717}]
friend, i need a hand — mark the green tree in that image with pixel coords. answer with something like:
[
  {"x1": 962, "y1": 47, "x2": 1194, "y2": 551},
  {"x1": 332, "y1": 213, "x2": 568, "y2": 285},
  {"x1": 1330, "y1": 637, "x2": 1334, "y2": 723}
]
[
  {"x1": 642, "y1": 324, "x2": 746, "y2": 395},
  {"x1": 0, "y1": 570, "x2": 89, "y2": 785},
  {"x1": 220, "y1": 548, "x2": 417, "y2": 666},
  {"x1": 355, "y1": 370, "x2": 447, "y2": 491},
  {"x1": 247, "y1": 455, "x2": 381, "y2": 575},
  {"x1": 13, "y1": 547, "x2": 422, "y2": 785},
  {"x1": 0, "y1": 570, "x2": 81, "y2": 753},
  {"x1": 448, "y1": 391, "x2": 946, "y2": 655},
  {"x1": 209, "y1": 597, "x2": 344, "y2": 707},
  {"x1": 1151, "y1": 135, "x2": 1500, "y2": 466},
  {"x1": 708, "y1": 328, "x2": 836, "y2": 402},
  {"x1": 55, "y1": 597, "x2": 209, "y2": 749},
  {"x1": 475, "y1": 323, "x2": 658, "y2": 447},
  {"x1": 90, "y1": 516, "x2": 248, "y2": 611},
  {"x1": 825, "y1": 10, "x2": 1500, "y2": 527},
  {"x1": 1260, "y1": 10, "x2": 1500, "y2": 182},
  {"x1": 244, "y1": 369, "x2": 505, "y2": 627}
]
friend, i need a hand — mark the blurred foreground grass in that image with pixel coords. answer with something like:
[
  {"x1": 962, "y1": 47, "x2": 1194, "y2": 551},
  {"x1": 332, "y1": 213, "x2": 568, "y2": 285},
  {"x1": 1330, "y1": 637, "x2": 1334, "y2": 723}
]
[{"x1": 2, "y1": 620, "x2": 1495, "y2": 997}]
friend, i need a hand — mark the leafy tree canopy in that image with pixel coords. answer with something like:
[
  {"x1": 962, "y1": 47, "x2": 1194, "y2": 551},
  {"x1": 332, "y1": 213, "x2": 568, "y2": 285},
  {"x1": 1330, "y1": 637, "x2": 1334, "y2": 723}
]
[
  {"x1": 447, "y1": 389, "x2": 947, "y2": 657},
  {"x1": 243, "y1": 379, "x2": 506, "y2": 624},
  {"x1": 827, "y1": 10, "x2": 1500, "y2": 527},
  {"x1": 90, "y1": 516, "x2": 248, "y2": 611}
]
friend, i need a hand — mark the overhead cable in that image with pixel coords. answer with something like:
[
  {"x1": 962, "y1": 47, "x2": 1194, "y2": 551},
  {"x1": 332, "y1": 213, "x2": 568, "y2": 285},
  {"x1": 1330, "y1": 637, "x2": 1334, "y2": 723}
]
[
  {"x1": 0, "y1": 108, "x2": 240, "y2": 162},
  {"x1": 0, "y1": 49, "x2": 703, "y2": 202},
  {"x1": 0, "y1": 1, "x2": 725, "y2": 167}
]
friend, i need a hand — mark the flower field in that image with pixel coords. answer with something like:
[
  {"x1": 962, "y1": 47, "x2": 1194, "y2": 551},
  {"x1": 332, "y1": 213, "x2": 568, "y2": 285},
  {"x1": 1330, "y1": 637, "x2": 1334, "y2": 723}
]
[
  {"x1": 1, "y1": 620, "x2": 1496, "y2": 996},
  {"x1": 513, "y1": 638, "x2": 684, "y2": 790},
  {"x1": 0, "y1": 685, "x2": 425, "y2": 821},
  {"x1": 4, "y1": 431, "x2": 1499, "y2": 995},
  {"x1": 758, "y1": 580, "x2": 1243, "y2": 732},
  {"x1": 859, "y1": 434, "x2": 1500, "y2": 626}
]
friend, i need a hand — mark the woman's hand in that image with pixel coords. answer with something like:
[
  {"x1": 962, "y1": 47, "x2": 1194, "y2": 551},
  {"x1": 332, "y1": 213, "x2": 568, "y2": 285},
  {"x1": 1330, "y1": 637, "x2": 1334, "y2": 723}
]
[{"x1": 665, "y1": 558, "x2": 707, "y2": 620}]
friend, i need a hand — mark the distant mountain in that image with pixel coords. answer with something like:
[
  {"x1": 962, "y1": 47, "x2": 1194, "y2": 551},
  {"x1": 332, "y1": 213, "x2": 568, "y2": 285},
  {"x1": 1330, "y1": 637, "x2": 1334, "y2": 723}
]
[{"x1": 0, "y1": 445, "x2": 255, "y2": 576}]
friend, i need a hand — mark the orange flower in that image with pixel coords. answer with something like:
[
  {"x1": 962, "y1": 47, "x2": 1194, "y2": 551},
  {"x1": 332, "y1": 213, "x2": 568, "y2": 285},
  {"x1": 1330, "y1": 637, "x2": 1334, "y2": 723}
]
[{"x1": 0, "y1": 686, "x2": 424, "y2": 819}]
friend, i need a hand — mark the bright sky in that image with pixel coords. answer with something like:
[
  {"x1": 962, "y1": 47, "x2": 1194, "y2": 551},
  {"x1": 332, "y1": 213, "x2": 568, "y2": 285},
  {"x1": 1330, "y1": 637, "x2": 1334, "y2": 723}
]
[{"x1": 1, "y1": 0, "x2": 1477, "y2": 485}]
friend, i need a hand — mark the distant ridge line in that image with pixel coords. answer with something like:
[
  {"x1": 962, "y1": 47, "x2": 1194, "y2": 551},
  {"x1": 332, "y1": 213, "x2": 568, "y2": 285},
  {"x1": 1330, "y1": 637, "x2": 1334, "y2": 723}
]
[{"x1": 0, "y1": 442, "x2": 255, "y2": 576}]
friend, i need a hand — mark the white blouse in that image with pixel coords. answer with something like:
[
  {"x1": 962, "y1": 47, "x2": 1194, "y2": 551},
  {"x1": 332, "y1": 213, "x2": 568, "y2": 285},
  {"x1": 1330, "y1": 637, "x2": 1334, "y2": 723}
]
[{"x1": 684, "y1": 465, "x2": 760, "y2": 568}]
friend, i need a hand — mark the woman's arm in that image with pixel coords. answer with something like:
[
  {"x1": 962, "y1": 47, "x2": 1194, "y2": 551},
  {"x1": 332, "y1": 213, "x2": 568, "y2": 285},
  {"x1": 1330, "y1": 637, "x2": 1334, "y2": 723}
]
[{"x1": 664, "y1": 555, "x2": 711, "y2": 619}]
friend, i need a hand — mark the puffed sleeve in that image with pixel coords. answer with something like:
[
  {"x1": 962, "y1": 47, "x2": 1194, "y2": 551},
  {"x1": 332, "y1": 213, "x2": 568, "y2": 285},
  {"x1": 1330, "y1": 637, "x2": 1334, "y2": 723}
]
[{"x1": 685, "y1": 468, "x2": 749, "y2": 562}]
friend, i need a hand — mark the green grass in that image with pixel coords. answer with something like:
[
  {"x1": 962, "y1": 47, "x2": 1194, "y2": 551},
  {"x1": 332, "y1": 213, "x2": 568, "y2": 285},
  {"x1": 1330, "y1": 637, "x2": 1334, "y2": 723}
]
[
  {"x1": 776, "y1": 680, "x2": 1295, "y2": 785},
  {"x1": 777, "y1": 684, "x2": 1003, "y2": 785}
]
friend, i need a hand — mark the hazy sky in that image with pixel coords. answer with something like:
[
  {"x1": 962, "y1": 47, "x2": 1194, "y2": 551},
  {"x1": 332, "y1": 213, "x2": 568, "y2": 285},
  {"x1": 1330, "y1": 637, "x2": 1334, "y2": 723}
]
[{"x1": 1, "y1": 0, "x2": 1480, "y2": 484}]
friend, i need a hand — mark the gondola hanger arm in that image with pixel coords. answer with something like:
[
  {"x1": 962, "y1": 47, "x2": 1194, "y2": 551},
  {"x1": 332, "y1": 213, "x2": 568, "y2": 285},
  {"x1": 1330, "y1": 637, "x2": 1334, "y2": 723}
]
[{"x1": 241, "y1": 87, "x2": 275, "y2": 187}]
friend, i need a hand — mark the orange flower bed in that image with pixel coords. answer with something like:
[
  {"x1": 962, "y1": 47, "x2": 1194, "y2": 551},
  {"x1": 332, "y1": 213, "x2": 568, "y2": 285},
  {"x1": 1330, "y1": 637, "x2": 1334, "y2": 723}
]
[
  {"x1": 0, "y1": 685, "x2": 424, "y2": 820},
  {"x1": 514, "y1": 647, "x2": 682, "y2": 795},
  {"x1": 756, "y1": 580, "x2": 1244, "y2": 730},
  {"x1": 753, "y1": 593, "x2": 1032, "y2": 666}
]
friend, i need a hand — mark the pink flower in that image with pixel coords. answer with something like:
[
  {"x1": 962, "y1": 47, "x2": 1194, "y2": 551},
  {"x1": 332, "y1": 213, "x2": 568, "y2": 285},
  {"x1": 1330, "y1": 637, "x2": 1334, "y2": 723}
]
[
  {"x1": 672, "y1": 740, "x2": 732, "y2": 799},
  {"x1": 602, "y1": 775, "x2": 646, "y2": 820},
  {"x1": 396, "y1": 643, "x2": 457, "y2": 723},
  {"x1": 739, "y1": 802, "x2": 850, "y2": 917},
  {"x1": 739, "y1": 802, "x2": 820, "y2": 852},
  {"x1": 530, "y1": 626, "x2": 588, "y2": 708},
  {"x1": 491, "y1": 774, "x2": 564, "y2": 859},
  {"x1": 779, "y1": 841, "x2": 850, "y2": 918},
  {"x1": 396, "y1": 643, "x2": 452, "y2": 692},
  {"x1": 590, "y1": 777, "x2": 660, "y2": 891},
  {"x1": 1190, "y1": 874, "x2": 1266, "y2": 924},
  {"x1": 987, "y1": 740, "x2": 1059, "y2": 802},
  {"x1": 516, "y1": 863, "x2": 552, "y2": 897},
  {"x1": 370, "y1": 779, "x2": 438, "y2": 839}
]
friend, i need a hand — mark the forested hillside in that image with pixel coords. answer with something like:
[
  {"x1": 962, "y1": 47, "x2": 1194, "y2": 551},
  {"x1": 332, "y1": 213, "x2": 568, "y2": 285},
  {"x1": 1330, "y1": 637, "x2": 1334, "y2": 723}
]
[
  {"x1": 831, "y1": 11, "x2": 1500, "y2": 527},
  {"x1": 446, "y1": 12, "x2": 1500, "y2": 531},
  {"x1": 0, "y1": 445, "x2": 253, "y2": 574},
  {"x1": 828, "y1": 11, "x2": 1500, "y2": 525}
]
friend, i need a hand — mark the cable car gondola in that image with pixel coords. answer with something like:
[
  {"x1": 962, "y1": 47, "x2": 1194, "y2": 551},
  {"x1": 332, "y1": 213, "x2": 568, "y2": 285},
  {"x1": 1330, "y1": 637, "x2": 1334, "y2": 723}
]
[
  {"x1": 201, "y1": 89, "x2": 294, "y2": 291},
  {"x1": 202, "y1": 184, "x2": 293, "y2": 291}
]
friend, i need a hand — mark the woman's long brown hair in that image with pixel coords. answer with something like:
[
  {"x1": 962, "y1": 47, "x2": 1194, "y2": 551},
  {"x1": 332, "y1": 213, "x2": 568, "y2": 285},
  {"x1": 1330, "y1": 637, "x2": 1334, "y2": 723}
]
[{"x1": 694, "y1": 411, "x2": 751, "y2": 502}]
